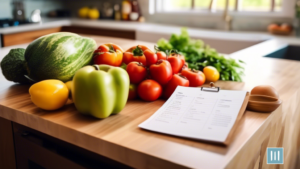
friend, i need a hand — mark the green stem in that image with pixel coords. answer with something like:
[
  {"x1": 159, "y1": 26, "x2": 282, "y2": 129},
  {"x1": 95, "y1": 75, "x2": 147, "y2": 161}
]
[
  {"x1": 132, "y1": 46, "x2": 144, "y2": 56},
  {"x1": 108, "y1": 44, "x2": 115, "y2": 53}
]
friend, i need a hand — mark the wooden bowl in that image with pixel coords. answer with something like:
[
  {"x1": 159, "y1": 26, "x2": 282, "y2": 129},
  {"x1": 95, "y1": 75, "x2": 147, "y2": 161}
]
[
  {"x1": 247, "y1": 95, "x2": 282, "y2": 113},
  {"x1": 249, "y1": 95, "x2": 278, "y2": 102},
  {"x1": 268, "y1": 29, "x2": 291, "y2": 36}
]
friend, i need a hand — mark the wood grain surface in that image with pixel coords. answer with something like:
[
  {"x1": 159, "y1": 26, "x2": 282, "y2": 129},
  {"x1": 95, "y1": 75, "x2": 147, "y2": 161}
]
[
  {"x1": 61, "y1": 26, "x2": 135, "y2": 40},
  {"x1": 0, "y1": 117, "x2": 16, "y2": 169},
  {"x1": 2, "y1": 27, "x2": 62, "y2": 47},
  {"x1": 0, "y1": 35, "x2": 299, "y2": 169}
]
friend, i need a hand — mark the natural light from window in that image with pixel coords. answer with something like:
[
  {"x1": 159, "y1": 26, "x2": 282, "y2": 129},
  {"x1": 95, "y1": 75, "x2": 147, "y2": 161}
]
[{"x1": 157, "y1": 0, "x2": 283, "y2": 12}]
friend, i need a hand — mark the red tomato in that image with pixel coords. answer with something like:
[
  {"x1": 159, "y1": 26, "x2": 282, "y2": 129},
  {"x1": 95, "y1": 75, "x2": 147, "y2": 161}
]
[
  {"x1": 181, "y1": 69, "x2": 206, "y2": 87},
  {"x1": 93, "y1": 43, "x2": 124, "y2": 66},
  {"x1": 180, "y1": 63, "x2": 189, "y2": 72},
  {"x1": 154, "y1": 46, "x2": 167, "y2": 60},
  {"x1": 179, "y1": 55, "x2": 185, "y2": 65},
  {"x1": 144, "y1": 49, "x2": 157, "y2": 66},
  {"x1": 126, "y1": 62, "x2": 147, "y2": 84},
  {"x1": 123, "y1": 51, "x2": 146, "y2": 66},
  {"x1": 157, "y1": 51, "x2": 167, "y2": 60},
  {"x1": 167, "y1": 52, "x2": 184, "y2": 74},
  {"x1": 138, "y1": 80, "x2": 162, "y2": 101},
  {"x1": 128, "y1": 84, "x2": 138, "y2": 100},
  {"x1": 123, "y1": 45, "x2": 157, "y2": 67},
  {"x1": 149, "y1": 60, "x2": 173, "y2": 86},
  {"x1": 163, "y1": 74, "x2": 189, "y2": 99}
]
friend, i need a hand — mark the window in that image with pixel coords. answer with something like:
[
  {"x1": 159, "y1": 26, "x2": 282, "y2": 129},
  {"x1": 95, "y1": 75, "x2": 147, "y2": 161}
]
[{"x1": 154, "y1": 0, "x2": 284, "y2": 12}]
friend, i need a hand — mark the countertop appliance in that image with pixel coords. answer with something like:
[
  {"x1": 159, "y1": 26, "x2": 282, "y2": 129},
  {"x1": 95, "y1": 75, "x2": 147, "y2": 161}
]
[
  {"x1": 12, "y1": 1, "x2": 25, "y2": 21},
  {"x1": 0, "y1": 19, "x2": 32, "y2": 28}
]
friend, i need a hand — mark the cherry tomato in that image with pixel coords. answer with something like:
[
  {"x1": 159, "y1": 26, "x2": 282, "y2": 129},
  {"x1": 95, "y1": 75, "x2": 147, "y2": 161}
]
[
  {"x1": 138, "y1": 80, "x2": 162, "y2": 101},
  {"x1": 93, "y1": 43, "x2": 123, "y2": 66},
  {"x1": 179, "y1": 54, "x2": 185, "y2": 65},
  {"x1": 167, "y1": 51, "x2": 184, "y2": 74},
  {"x1": 163, "y1": 74, "x2": 189, "y2": 99},
  {"x1": 180, "y1": 63, "x2": 189, "y2": 72},
  {"x1": 123, "y1": 45, "x2": 157, "y2": 67},
  {"x1": 169, "y1": 50, "x2": 185, "y2": 65},
  {"x1": 123, "y1": 48, "x2": 147, "y2": 66},
  {"x1": 126, "y1": 62, "x2": 147, "y2": 84},
  {"x1": 157, "y1": 51, "x2": 167, "y2": 60},
  {"x1": 154, "y1": 46, "x2": 167, "y2": 60},
  {"x1": 181, "y1": 69, "x2": 205, "y2": 87},
  {"x1": 149, "y1": 60, "x2": 173, "y2": 86},
  {"x1": 144, "y1": 49, "x2": 158, "y2": 66},
  {"x1": 128, "y1": 84, "x2": 138, "y2": 100},
  {"x1": 203, "y1": 66, "x2": 220, "y2": 82}
]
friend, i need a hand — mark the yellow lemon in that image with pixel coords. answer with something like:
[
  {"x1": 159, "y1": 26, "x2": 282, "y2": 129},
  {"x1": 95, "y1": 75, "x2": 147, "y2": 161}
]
[
  {"x1": 78, "y1": 7, "x2": 90, "y2": 18},
  {"x1": 88, "y1": 8, "x2": 100, "y2": 19},
  {"x1": 29, "y1": 80, "x2": 69, "y2": 111}
]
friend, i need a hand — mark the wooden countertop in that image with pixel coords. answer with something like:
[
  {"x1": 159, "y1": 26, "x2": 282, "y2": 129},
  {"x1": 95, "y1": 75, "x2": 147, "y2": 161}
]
[{"x1": 0, "y1": 35, "x2": 299, "y2": 169}]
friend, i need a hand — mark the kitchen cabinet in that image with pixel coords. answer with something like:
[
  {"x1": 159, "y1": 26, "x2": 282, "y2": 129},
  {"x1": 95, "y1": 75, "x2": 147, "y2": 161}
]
[
  {"x1": 2, "y1": 27, "x2": 62, "y2": 47},
  {"x1": 1, "y1": 26, "x2": 135, "y2": 47},
  {"x1": 61, "y1": 26, "x2": 135, "y2": 40},
  {"x1": 0, "y1": 117, "x2": 16, "y2": 169},
  {"x1": 13, "y1": 123, "x2": 131, "y2": 169}
]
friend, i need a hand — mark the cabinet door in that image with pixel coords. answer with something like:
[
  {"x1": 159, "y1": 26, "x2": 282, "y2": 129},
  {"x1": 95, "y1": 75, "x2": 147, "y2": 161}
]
[
  {"x1": 13, "y1": 123, "x2": 133, "y2": 169},
  {"x1": 2, "y1": 27, "x2": 61, "y2": 47},
  {"x1": 14, "y1": 130, "x2": 86, "y2": 169},
  {"x1": 61, "y1": 26, "x2": 135, "y2": 40},
  {"x1": 0, "y1": 117, "x2": 16, "y2": 169}
]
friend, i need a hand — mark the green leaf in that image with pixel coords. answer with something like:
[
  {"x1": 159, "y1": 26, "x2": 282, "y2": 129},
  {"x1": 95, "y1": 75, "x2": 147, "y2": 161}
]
[{"x1": 156, "y1": 28, "x2": 245, "y2": 82}]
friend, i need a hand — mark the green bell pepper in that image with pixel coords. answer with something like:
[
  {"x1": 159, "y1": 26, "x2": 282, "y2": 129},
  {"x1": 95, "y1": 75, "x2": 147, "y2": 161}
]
[{"x1": 72, "y1": 65, "x2": 129, "y2": 118}]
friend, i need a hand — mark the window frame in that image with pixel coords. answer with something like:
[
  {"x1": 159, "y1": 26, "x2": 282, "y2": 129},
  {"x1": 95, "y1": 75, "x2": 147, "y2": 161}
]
[{"x1": 150, "y1": 0, "x2": 295, "y2": 18}]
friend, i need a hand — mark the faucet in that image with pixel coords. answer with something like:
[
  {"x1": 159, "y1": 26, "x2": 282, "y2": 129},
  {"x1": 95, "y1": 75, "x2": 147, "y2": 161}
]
[{"x1": 223, "y1": 0, "x2": 232, "y2": 31}]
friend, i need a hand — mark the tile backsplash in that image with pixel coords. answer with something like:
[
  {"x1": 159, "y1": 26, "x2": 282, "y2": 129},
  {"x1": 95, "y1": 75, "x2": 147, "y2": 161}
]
[
  {"x1": 0, "y1": 0, "x2": 13, "y2": 18},
  {"x1": 0, "y1": 0, "x2": 64, "y2": 19}
]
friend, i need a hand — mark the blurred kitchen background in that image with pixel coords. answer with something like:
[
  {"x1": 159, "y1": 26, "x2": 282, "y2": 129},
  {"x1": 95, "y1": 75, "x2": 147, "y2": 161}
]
[
  {"x1": 0, "y1": 0, "x2": 298, "y2": 52},
  {"x1": 0, "y1": 0, "x2": 295, "y2": 30}
]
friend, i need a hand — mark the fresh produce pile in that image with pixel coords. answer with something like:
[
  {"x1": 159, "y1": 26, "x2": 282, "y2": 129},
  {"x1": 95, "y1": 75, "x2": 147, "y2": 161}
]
[
  {"x1": 92, "y1": 43, "x2": 221, "y2": 102},
  {"x1": 0, "y1": 31, "x2": 229, "y2": 119},
  {"x1": 1, "y1": 32, "x2": 97, "y2": 83},
  {"x1": 157, "y1": 28, "x2": 245, "y2": 82}
]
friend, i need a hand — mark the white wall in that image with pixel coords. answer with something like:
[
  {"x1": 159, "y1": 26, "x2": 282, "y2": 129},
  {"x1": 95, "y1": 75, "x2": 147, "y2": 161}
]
[{"x1": 0, "y1": 0, "x2": 13, "y2": 18}]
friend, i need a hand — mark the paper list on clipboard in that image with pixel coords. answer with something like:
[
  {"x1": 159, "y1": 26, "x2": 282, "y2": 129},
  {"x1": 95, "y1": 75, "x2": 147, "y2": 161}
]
[{"x1": 138, "y1": 86, "x2": 247, "y2": 143}]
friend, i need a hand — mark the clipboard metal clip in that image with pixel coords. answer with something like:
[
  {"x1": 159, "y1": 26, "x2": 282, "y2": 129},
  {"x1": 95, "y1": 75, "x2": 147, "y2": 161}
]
[{"x1": 201, "y1": 82, "x2": 220, "y2": 92}]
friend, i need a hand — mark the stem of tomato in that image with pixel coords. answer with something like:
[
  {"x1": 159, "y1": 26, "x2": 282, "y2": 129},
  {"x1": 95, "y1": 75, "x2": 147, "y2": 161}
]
[
  {"x1": 156, "y1": 59, "x2": 164, "y2": 65},
  {"x1": 178, "y1": 74, "x2": 188, "y2": 80},
  {"x1": 137, "y1": 62, "x2": 147, "y2": 68},
  {"x1": 132, "y1": 46, "x2": 144, "y2": 56},
  {"x1": 191, "y1": 69, "x2": 199, "y2": 73},
  {"x1": 108, "y1": 44, "x2": 115, "y2": 53}
]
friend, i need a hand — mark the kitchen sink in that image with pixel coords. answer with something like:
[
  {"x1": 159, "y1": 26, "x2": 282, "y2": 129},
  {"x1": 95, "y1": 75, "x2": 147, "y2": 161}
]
[{"x1": 264, "y1": 45, "x2": 300, "y2": 61}]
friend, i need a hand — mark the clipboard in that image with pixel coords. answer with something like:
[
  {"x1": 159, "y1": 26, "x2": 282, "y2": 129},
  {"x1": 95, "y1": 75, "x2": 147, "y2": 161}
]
[
  {"x1": 201, "y1": 82, "x2": 250, "y2": 145},
  {"x1": 139, "y1": 83, "x2": 250, "y2": 146}
]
